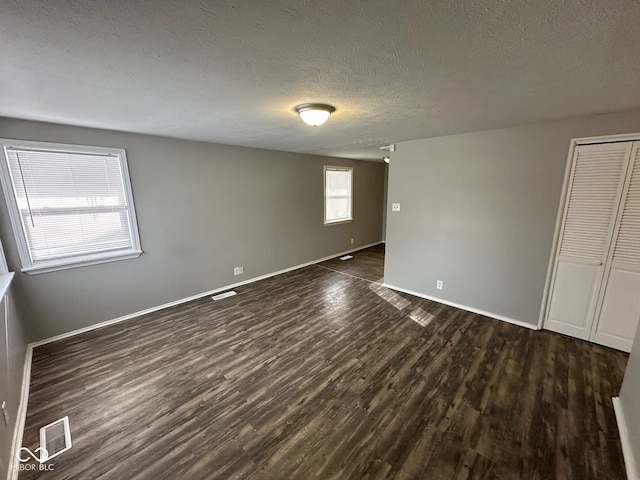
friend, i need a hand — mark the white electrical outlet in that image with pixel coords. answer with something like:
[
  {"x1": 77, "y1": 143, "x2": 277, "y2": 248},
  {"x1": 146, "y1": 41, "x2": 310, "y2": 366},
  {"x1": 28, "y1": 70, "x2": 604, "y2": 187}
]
[
  {"x1": 350, "y1": 238, "x2": 354, "y2": 244},
  {"x1": 233, "y1": 266, "x2": 244, "y2": 276},
  {"x1": 436, "y1": 280, "x2": 443, "y2": 290},
  {"x1": 1, "y1": 401, "x2": 8, "y2": 426},
  {"x1": 392, "y1": 203, "x2": 400, "y2": 212}
]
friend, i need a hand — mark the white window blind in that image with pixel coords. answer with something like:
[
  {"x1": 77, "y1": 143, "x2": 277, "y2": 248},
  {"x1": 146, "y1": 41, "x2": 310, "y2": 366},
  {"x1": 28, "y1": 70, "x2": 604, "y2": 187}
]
[
  {"x1": 0, "y1": 140, "x2": 142, "y2": 274},
  {"x1": 324, "y1": 166, "x2": 353, "y2": 224}
]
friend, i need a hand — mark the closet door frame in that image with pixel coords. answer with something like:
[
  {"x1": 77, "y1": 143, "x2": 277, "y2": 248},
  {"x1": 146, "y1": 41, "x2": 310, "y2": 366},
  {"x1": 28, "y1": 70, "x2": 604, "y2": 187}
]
[{"x1": 538, "y1": 132, "x2": 640, "y2": 331}]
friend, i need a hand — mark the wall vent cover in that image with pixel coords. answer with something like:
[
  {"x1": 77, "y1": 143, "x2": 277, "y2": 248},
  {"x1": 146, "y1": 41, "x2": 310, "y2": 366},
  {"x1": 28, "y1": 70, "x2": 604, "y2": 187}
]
[
  {"x1": 212, "y1": 290, "x2": 237, "y2": 301},
  {"x1": 39, "y1": 416, "x2": 72, "y2": 461}
]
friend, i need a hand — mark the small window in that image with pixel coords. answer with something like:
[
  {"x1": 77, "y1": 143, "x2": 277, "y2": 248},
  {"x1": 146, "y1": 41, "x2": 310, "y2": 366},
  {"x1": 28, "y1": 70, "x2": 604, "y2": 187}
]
[
  {"x1": 324, "y1": 166, "x2": 353, "y2": 225},
  {"x1": 0, "y1": 140, "x2": 142, "y2": 274}
]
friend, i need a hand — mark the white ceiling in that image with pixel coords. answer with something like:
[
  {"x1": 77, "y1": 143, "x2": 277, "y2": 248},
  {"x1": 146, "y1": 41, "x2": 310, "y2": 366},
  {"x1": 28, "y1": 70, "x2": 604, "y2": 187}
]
[{"x1": 2, "y1": 1, "x2": 640, "y2": 160}]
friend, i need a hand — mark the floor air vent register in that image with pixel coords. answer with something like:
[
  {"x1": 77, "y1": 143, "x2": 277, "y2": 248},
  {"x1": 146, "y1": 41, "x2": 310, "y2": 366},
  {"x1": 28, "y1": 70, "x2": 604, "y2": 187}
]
[
  {"x1": 212, "y1": 290, "x2": 237, "y2": 301},
  {"x1": 39, "y1": 416, "x2": 72, "y2": 461}
]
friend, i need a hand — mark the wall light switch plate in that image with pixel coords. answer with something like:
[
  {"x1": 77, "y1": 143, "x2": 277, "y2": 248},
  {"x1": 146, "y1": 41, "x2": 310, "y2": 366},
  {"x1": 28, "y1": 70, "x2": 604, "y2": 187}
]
[{"x1": 392, "y1": 203, "x2": 400, "y2": 212}]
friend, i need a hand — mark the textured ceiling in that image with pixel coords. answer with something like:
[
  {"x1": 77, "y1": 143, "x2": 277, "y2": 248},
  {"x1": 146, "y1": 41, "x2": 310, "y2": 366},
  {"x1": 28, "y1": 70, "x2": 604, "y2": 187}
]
[{"x1": 2, "y1": 0, "x2": 640, "y2": 160}]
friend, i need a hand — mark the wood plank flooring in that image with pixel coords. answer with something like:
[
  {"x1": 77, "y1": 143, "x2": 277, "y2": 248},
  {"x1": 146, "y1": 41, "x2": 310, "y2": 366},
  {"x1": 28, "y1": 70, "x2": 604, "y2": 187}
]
[
  {"x1": 317, "y1": 243, "x2": 385, "y2": 283},
  {"x1": 18, "y1": 250, "x2": 628, "y2": 479}
]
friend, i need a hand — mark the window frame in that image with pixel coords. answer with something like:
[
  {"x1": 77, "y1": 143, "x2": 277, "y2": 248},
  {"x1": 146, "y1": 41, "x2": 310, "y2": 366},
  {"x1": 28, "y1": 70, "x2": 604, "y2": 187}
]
[
  {"x1": 324, "y1": 165, "x2": 353, "y2": 225},
  {"x1": 0, "y1": 139, "x2": 142, "y2": 274}
]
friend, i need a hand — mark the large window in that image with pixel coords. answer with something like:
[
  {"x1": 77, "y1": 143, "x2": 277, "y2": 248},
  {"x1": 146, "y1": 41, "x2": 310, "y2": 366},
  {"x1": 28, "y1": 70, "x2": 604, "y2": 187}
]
[
  {"x1": 324, "y1": 166, "x2": 353, "y2": 225},
  {"x1": 0, "y1": 140, "x2": 142, "y2": 274}
]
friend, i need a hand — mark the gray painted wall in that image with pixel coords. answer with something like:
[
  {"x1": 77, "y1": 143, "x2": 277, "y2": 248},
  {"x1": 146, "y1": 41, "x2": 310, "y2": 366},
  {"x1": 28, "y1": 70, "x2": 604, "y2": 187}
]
[
  {"x1": 619, "y1": 322, "x2": 640, "y2": 479},
  {"x1": 385, "y1": 109, "x2": 640, "y2": 327},
  {"x1": 0, "y1": 118, "x2": 385, "y2": 341},
  {"x1": 0, "y1": 286, "x2": 28, "y2": 479}
]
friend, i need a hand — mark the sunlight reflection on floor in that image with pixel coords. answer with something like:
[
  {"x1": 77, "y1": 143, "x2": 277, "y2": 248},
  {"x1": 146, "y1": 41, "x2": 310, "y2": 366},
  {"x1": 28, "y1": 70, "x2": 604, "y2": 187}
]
[
  {"x1": 368, "y1": 283, "x2": 410, "y2": 310},
  {"x1": 368, "y1": 284, "x2": 436, "y2": 327},
  {"x1": 408, "y1": 307, "x2": 436, "y2": 327}
]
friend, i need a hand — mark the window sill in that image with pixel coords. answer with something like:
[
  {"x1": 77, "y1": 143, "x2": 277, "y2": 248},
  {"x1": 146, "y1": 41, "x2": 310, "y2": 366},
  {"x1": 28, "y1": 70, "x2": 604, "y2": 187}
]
[
  {"x1": 324, "y1": 219, "x2": 353, "y2": 226},
  {"x1": 21, "y1": 250, "x2": 142, "y2": 275}
]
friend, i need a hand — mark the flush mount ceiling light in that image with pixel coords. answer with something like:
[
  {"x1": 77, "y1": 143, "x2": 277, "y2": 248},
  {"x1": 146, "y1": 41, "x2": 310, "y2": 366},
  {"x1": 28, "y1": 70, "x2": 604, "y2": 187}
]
[{"x1": 294, "y1": 103, "x2": 336, "y2": 126}]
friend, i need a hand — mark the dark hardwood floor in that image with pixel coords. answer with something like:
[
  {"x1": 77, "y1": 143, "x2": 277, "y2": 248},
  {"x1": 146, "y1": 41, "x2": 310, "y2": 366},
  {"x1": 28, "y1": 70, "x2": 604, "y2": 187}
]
[
  {"x1": 317, "y1": 243, "x2": 385, "y2": 283},
  {"x1": 19, "y1": 252, "x2": 628, "y2": 479}
]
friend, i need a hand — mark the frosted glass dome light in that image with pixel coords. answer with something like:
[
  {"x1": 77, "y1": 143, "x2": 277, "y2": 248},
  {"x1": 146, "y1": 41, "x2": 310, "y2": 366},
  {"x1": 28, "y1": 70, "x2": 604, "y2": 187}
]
[{"x1": 294, "y1": 103, "x2": 336, "y2": 126}]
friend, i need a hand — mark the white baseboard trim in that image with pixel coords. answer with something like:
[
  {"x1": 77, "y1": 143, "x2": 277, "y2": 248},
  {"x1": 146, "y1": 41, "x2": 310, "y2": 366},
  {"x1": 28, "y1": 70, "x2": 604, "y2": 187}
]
[
  {"x1": 8, "y1": 344, "x2": 33, "y2": 480},
  {"x1": 382, "y1": 283, "x2": 539, "y2": 330},
  {"x1": 31, "y1": 242, "x2": 382, "y2": 348},
  {"x1": 613, "y1": 397, "x2": 639, "y2": 480}
]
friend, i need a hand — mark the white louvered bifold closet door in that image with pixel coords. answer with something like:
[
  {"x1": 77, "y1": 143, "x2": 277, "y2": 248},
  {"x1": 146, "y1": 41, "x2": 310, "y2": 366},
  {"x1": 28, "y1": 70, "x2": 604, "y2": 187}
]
[
  {"x1": 593, "y1": 143, "x2": 640, "y2": 351},
  {"x1": 546, "y1": 142, "x2": 632, "y2": 340}
]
